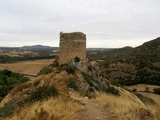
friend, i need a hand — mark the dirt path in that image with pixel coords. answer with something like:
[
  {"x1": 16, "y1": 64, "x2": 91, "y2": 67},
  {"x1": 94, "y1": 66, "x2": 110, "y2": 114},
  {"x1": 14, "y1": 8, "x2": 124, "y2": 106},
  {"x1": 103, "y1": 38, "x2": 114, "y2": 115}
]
[{"x1": 72, "y1": 99, "x2": 117, "y2": 120}]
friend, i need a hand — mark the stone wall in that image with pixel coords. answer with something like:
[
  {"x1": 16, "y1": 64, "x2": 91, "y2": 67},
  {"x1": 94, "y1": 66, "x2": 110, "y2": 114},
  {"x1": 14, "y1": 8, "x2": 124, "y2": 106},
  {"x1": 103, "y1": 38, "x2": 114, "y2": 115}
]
[{"x1": 59, "y1": 32, "x2": 86, "y2": 65}]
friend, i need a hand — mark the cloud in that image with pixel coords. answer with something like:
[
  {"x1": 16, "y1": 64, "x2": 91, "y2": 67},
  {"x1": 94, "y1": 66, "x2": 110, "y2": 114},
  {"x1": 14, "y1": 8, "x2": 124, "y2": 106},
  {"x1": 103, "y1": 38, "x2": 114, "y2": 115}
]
[
  {"x1": 0, "y1": 33, "x2": 4, "y2": 36},
  {"x1": 0, "y1": 0, "x2": 160, "y2": 47}
]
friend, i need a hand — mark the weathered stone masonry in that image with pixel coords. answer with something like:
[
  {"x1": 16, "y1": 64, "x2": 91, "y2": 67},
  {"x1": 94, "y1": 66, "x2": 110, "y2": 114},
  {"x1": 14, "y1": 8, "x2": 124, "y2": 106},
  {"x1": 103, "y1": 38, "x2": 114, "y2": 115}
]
[{"x1": 59, "y1": 32, "x2": 86, "y2": 65}]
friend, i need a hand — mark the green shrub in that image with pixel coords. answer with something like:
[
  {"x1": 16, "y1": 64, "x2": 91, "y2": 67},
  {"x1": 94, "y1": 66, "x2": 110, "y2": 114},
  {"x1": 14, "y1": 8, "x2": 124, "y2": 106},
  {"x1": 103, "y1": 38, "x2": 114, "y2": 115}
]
[
  {"x1": 51, "y1": 60, "x2": 59, "y2": 67},
  {"x1": 37, "y1": 66, "x2": 53, "y2": 75},
  {"x1": 81, "y1": 72, "x2": 94, "y2": 87},
  {"x1": 74, "y1": 56, "x2": 80, "y2": 62},
  {"x1": 110, "y1": 80, "x2": 121, "y2": 87},
  {"x1": 0, "y1": 70, "x2": 29, "y2": 102},
  {"x1": 105, "y1": 86, "x2": 119, "y2": 96},
  {"x1": 154, "y1": 88, "x2": 160, "y2": 95},
  {"x1": 132, "y1": 88, "x2": 137, "y2": 92},
  {"x1": 88, "y1": 65, "x2": 92, "y2": 71},
  {"x1": 30, "y1": 86, "x2": 58, "y2": 102},
  {"x1": 0, "y1": 102, "x2": 18, "y2": 118},
  {"x1": 0, "y1": 86, "x2": 11, "y2": 98},
  {"x1": 81, "y1": 72, "x2": 101, "y2": 91},
  {"x1": 105, "y1": 80, "x2": 110, "y2": 87},
  {"x1": 67, "y1": 77, "x2": 78, "y2": 90},
  {"x1": 145, "y1": 86, "x2": 150, "y2": 92},
  {"x1": 0, "y1": 96, "x2": 3, "y2": 102},
  {"x1": 59, "y1": 64, "x2": 76, "y2": 74}
]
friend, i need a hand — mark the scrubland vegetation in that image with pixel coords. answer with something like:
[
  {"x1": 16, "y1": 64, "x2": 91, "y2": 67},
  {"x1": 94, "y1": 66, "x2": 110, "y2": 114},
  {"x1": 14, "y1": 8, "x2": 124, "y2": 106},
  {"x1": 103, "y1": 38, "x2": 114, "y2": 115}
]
[
  {"x1": 96, "y1": 90, "x2": 160, "y2": 120},
  {"x1": 0, "y1": 46, "x2": 58, "y2": 63},
  {"x1": 88, "y1": 37, "x2": 160, "y2": 86},
  {"x1": 1, "y1": 87, "x2": 160, "y2": 120},
  {"x1": 3, "y1": 96, "x2": 80, "y2": 120},
  {"x1": 0, "y1": 38, "x2": 160, "y2": 119},
  {"x1": 0, "y1": 70, "x2": 29, "y2": 102}
]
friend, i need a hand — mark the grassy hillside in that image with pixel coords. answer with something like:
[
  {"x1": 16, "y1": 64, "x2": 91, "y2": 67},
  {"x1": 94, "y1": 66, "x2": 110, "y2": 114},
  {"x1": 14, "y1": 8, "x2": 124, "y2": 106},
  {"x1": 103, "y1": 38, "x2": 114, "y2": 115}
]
[
  {"x1": 0, "y1": 60, "x2": 160, "y2": 120},
  {"x1": 1, "y1": 40, "x2": 160, "y2": 119},
  {"x1": 90, "y1": 37, "x2": 160, "y2": 86}
]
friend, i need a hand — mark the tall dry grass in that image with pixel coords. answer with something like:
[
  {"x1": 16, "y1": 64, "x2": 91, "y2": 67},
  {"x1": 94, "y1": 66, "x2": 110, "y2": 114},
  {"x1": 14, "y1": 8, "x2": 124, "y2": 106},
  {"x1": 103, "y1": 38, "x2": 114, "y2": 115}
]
[
  {"x1": 0, "y1": 73, "x2": 73, "y2": 107},
  {"x1": 95, "y1": 88, "x2": 160, "y2": 120},
  {"x1": 5, "y1": 96, "x2": 80, "y2": 120}
]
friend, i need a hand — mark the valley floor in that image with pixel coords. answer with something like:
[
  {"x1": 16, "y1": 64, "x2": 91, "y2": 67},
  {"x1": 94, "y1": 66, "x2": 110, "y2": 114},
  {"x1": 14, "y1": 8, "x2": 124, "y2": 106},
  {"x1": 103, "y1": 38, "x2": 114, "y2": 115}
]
[
  {"x1": 0, "y1": 59, "x2": 54, "y2": 79},
  {"x1": 128, "y1": 84, "x2": 160, "y2": 105}
]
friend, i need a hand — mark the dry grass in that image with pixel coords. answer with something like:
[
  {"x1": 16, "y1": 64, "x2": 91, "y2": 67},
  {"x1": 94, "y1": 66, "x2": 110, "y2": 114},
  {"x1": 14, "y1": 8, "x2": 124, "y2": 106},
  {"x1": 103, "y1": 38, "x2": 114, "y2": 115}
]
[
  {"x1": 95, "y1": 88, "x2": 160, "y2": 120},
  {"x1": 1, "y1": 84, "x2": 160, "y2": 120},
  {"x1": 128, "y1": 84, "x2": 160, "y2": 105},
  {"x1": 128, "y1": 84, "x2": 160, "y2": 92},
  {"x1": 52, "y1": 74, "x2": 73, "y2": 91},
  {"x1": 138, "y1": 92, "x2": 160, "y2": 105},
  {"x1": 0, "y1": 59, "x2": 54, "y2": 77},
  {"x1": 5, "y1": 96, "x2": 80, "y2": 120},
  {"x1": 9, "y1": 82, "x2": 31, "y2": 96},
  {"x1": 0, "y1": 50, "x2": 37, "y2": 57},
  {"x1": 32, "y1": 73, "x2": 72, "y2": 91},
  {"x1": 0, "y1": 72, "x2": 73, "y2": 107}
]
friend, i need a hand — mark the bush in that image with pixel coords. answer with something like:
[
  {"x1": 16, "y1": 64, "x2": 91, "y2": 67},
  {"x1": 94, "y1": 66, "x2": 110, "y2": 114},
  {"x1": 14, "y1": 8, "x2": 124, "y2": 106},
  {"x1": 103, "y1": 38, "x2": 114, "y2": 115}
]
[
  {"x1": 67, "y1": 77, "x2": 78, "y2": 90},
  {"x1": 0, "y1": 102, "x2": 18, "y2": 118},
  {"x1": 37, "y1": 66, "x2": 53, "y2": 75},
  {"x1": 110, "y1": 80, "x2": 121, "y2": 87},
  {"x1": 88, "y1": 65, "x2": 92, "y2": 71},
  {"x1": 145, "y1": 86, "x2": 150, "y2": 92},
  {"x1": 0, "y1": 96, "x2": 3, "y2": 102},
  {"x1": 74, "y1": 56, "x2": 80, "y2": 62},
  {"x1": 30, "y1": 86, "x2": 58, "y2": 102},
  {"x1": 81, "y1": 72, "x2": 94, "y2": 87},
  {"x1": 0, "y1": 86, "x2": 11, "y2": 98},
  {"x1": 0, "y1": 70, "x2": 30, "y2": 102},
  {"x1": 132, "y1": 88, "x2": 137, "y2": 92},
  {"x1": 51, "y1": 60, "x2": 59, "y2": 67},
  {"x1": 154, "y1": 88, "x2": 160, "y2": 95},
  {"x1": 105, "y1": 86, "x2": 119, "y2": 96},
  {"x1": 59, "y1": 64, "x2": 76, "y2": 74}
]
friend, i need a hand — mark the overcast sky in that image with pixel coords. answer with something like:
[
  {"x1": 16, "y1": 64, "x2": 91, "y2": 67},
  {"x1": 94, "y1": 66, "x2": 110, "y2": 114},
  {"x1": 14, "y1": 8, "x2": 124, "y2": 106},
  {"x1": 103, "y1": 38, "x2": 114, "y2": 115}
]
[{"x1": 0, "y1": 0, "x2": 160, "y2": 48}]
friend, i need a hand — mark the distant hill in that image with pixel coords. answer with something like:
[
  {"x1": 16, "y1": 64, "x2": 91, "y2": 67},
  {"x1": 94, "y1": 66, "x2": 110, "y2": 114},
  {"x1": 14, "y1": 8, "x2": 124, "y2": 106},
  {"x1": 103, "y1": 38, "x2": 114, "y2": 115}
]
[
  {"x1": 93, "y1": 37, "x2": 160, "y2": 86},
  {"x1": 1, "y1": 45, "x2": 113, "y2": 51},
  {"x1": 0, "y1": 45, "x2": 59, "y2": 63},
  {"x1": 22, "y1": 45, "x2": 59, "y2": 50},
  {"x1": 87, "y1": 48, "x2": 112, "y2": 51},
  {"x1": 1, "y1": 40, "x2": 160, "y2": 120}
]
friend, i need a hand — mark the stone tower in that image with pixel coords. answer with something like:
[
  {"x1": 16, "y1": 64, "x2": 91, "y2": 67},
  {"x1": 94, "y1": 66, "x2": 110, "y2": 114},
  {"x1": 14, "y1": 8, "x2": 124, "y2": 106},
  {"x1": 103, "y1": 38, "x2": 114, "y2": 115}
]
[{"x1": 59, "y1": 32, "x2": 86, "y2": 65}]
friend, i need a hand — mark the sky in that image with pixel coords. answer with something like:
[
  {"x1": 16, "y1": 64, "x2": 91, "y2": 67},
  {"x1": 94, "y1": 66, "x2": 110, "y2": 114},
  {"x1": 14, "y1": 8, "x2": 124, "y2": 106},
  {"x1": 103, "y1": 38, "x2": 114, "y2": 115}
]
[{"x1": 0, "y1": 0, "x2": 160, "y2": 48}]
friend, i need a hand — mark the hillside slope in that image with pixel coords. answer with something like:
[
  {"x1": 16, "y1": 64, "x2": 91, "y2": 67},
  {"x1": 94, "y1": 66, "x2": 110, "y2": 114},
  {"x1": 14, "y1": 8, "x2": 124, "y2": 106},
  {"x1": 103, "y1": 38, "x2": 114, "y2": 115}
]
[
  {"x1": 0, "y1": 59, "x2": 160, "y2": 120},
  {"x1": 96, "y1": 37, "x2": 160, "y2": 85}
]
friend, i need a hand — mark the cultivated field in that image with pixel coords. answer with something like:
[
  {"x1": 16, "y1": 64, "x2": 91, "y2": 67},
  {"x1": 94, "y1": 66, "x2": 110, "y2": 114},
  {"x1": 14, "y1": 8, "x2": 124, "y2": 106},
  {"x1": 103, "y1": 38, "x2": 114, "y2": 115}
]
[
  {"x1": 0, "y1": 49, "x2": 38, "y2": 57},
  {"x1": 128, "y1": 84, "x2": 160, "y2": 105},
  {"x1": 128, "y1": 84, "x2": 160, "y2": 92},
  {"x1": 0, "y1": 59, "x2": 54, "y2": 79},
  {"x1": 138, "y1": 92, "x2": 160, "y2": 105}
]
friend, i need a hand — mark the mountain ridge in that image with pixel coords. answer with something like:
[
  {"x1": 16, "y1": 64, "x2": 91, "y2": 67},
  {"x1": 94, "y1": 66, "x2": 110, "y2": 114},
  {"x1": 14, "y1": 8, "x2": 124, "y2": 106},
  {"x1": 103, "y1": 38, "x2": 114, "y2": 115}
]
[{"x1": 94, "y1": 37, "x2": 160, "y2": 86}]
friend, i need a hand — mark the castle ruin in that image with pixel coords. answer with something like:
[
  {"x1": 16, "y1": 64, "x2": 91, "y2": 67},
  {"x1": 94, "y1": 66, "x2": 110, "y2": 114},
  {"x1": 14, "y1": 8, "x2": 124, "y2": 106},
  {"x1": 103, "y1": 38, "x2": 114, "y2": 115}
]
[{"x1": 59, "y1": 32, "x2": 86, "y2": 65}]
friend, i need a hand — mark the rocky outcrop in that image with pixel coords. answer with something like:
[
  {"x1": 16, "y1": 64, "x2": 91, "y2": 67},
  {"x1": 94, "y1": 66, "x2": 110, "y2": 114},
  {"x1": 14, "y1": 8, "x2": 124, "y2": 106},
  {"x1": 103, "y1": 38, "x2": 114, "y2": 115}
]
[{"x1": 69, "y1": 59, "x2": 109, "y2": 92}]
